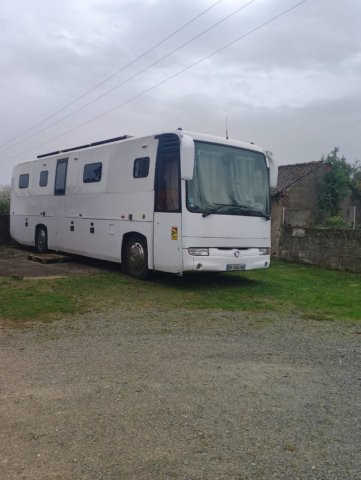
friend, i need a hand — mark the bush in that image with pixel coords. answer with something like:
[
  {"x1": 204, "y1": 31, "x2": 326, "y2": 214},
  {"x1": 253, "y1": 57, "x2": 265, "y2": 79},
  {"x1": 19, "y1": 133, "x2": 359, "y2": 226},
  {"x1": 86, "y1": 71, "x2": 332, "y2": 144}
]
[
  {"x1": 322, "y1": 216, "x2": 348, "y2": 228},
  {"x1": 0, "y1": 185, "x2": 10, "y2": 214},
  {"x1": 318, "y1": 148, "x2": 352, "y2": 216}
]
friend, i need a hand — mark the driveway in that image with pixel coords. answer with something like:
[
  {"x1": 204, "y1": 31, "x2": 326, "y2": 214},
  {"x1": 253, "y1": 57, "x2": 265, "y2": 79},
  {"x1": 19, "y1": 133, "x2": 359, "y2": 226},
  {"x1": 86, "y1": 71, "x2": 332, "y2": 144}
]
[{"x1": 0, "y1": 307, "x2": 360, "y2": 479}]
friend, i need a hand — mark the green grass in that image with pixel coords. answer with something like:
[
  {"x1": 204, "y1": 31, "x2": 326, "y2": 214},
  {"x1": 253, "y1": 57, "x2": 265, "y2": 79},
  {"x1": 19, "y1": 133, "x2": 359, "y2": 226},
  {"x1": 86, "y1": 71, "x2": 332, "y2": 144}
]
[{"x1": 0, "y1": 260, "x2": 360, "y2": 323}]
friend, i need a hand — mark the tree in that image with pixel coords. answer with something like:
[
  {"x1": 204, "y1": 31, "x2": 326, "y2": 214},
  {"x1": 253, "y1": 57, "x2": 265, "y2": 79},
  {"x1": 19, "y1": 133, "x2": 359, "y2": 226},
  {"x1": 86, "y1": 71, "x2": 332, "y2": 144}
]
[
  {"x1": 318, "y1": 148, "x2": 352, "y2": 216},
  {"x1": 0, "y1": 185, "x2": 10, "y2": 214},
  {"x1": 350, "y1": 161, "x2": 361, "y2": 201}
]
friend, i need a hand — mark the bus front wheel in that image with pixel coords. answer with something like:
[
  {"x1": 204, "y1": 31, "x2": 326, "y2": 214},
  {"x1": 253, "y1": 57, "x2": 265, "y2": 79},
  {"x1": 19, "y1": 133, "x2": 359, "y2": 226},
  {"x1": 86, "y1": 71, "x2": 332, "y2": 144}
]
[
  {"x1": 125, "y1": 235, "x2": 149, "y2": 279},
  {"x1": 35, "y1": 227, "x2": 48, "y2": 254}
]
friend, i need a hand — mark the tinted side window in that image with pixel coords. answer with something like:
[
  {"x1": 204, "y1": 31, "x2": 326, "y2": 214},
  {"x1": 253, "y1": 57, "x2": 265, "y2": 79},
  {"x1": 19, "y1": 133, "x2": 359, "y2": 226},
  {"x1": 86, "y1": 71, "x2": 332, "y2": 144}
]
[
  {"x1": 155, "y1": 156, "x2": 180, "y2": 211},
  {"x1": 54, "y1": 158, "x2": 68, "y2": 195},
  {"x1": 133, "y1": 157, "x2": 150, "y2": 178},
  {"x1": 154, "y1": 133, "x2": 181, "y2": 212},
  {"x1": 155, "y1": 134, "x2": 180, "y2": 212},
  {"x1": 83, "y1": 162, "x2": 102, "y2": 183},
  {"x1": 19, "y1": 174, "x2": 29, "y2": 189},
  {"x1": 39, "y1": 170, "x2": 48, "y2": 187}
]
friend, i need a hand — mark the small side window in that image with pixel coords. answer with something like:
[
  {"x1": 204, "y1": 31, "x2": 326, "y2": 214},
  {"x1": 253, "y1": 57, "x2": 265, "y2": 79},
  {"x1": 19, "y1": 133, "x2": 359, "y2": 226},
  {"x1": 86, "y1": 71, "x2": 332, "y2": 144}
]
[
  {"x1": 83, "y1": 162, "x2": 102, "y2": 183},
  {"x1": 19, "y1": 174, "x2": 29, "y2": 189},
  {"x1": 133, "y1": 157, "x2": 150, "y2": 178},
  {"x1": 39, "y1": 170, "x2": 48, "y2": 187},
  {"x1": 55, "y1": 158, "x2": 68, "y2": 196}
]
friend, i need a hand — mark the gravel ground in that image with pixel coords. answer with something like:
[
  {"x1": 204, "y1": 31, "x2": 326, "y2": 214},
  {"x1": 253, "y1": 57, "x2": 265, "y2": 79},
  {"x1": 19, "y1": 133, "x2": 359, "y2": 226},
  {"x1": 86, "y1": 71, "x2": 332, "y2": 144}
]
[{"x1": 0, "y1": 308, "x2": 360, "y2": 480}]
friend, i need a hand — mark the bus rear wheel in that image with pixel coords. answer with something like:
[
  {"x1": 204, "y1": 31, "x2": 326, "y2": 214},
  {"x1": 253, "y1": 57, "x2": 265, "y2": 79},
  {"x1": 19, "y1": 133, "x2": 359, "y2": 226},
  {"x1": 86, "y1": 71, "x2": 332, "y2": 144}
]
[
  {"x1": 125, "y1": 235, "x2": 149, "y2": 279},
  {"x1": 35, "y1": 227, "x2": 48, "y2": 254}
]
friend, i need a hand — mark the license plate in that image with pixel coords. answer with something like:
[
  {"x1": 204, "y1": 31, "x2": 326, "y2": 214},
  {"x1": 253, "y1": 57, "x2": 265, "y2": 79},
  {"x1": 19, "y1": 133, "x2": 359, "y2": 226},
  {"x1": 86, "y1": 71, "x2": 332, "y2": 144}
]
[{"x1": 226, "y1": 264, "x2": 246, "y2": 271}]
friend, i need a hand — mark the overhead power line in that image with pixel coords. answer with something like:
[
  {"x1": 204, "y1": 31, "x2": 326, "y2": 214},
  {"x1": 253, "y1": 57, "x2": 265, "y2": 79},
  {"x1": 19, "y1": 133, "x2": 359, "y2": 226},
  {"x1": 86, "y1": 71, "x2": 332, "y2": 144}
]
[
  {"x1": 0, "y1": 0, "x2": 224, "y2": 150},
  {"x1": 3, "y1": 0, "x2": 309, "y2": 165},
  {"x1": 0, "y1": 0, "x2": 257, "y2": 154}
]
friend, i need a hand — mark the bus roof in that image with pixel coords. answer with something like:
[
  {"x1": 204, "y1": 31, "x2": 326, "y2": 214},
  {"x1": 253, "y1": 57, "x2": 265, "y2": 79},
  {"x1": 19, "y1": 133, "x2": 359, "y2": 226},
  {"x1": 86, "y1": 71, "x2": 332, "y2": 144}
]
[{"x1": 35, "y1": 130, "x2": 264, "y2": 160}]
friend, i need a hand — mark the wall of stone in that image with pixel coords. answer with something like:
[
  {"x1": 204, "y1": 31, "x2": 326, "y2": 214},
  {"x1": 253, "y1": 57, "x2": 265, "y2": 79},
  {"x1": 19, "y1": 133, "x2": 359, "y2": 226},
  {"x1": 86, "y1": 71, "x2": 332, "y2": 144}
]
[
  {"x1": 0, "y1": 215, "x2": 10, "y2": 244},
  {"x1": 279, "y1": 225, "x2": 361, "y2": 273},
  {"x1": 271, "y1": 195, "x2": 287, "y2": 257},
  {"x1": 286, "y1": 165, "x2": 328, "y2": 210},
  {"x1": 340, "y1": 197, "x2": 361, "y2": 225}
]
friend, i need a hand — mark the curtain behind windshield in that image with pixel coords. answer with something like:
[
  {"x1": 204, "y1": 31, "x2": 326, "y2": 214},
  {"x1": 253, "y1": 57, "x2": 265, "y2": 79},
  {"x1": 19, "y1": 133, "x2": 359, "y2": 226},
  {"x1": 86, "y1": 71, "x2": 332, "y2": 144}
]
[{"x1": 187, "y1": 142, "x2": 269, "y2": 215}]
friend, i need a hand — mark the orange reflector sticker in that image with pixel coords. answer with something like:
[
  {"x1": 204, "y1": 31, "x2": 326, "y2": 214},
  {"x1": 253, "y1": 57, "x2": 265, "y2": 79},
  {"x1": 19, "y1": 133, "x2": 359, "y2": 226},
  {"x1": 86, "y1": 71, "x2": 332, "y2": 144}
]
[{"x1": 171, "y1": 226, "x2": 178, "y2": 240}]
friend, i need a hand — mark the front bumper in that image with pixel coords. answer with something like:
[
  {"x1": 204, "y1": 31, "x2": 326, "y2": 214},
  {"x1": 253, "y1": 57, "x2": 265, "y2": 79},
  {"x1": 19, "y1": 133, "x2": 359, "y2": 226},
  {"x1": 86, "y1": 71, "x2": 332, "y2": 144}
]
[{"x1": 182, "y1": 247, "x2": 270, "y2": 272}]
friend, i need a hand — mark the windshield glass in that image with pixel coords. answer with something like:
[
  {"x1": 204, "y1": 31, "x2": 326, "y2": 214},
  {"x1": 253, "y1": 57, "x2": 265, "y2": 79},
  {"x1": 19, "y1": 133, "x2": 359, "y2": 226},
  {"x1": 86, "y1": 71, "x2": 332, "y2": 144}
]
[{"x1": 186, "y1": 141, "x2": 270, "y2": 217}]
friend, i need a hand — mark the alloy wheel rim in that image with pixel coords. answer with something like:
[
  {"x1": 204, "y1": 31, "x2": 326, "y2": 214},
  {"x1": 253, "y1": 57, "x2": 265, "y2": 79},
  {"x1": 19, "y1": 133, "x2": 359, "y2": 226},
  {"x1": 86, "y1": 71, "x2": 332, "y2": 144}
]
[
  {"x1": 129, "y1": 242, "x2": 144, "y2": 270},
  {"x1": 38, "y1": 231, "x2": 46, "y2": 249}
]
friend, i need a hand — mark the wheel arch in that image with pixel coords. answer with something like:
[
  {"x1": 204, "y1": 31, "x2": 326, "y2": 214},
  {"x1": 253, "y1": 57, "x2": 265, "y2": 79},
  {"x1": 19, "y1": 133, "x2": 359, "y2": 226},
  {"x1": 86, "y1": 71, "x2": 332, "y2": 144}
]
[
  {"x1": 121, "y1": 231, "x2": 152, "y2": 269},
  {"x1": 34, "y1": 223, "x2": 48, "y2": 253},
  {"x1": 35, "y1": 223, "x2": 48, "y2": 239}
]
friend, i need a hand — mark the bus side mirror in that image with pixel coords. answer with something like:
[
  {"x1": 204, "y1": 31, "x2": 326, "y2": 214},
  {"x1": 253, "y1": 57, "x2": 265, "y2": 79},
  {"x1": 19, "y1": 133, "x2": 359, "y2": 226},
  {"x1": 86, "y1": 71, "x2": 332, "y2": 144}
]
[
  {"x1": 266, "y1": 152, "x2": 278, "y2": 188},
  {"x1": 180, "y1": 135, "x2": 194, "y2": 180}
]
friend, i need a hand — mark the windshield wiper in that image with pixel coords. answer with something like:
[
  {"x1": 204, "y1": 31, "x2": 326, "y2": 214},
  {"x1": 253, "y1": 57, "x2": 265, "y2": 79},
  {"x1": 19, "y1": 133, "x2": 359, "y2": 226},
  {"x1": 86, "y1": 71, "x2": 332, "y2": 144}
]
[
  {"x1": 202, "y1": 203, "x2": 270, "y2": 219},
  {"x1": 230, "y1": 205, "x2": 270, "y2": 220},
  {"x1": 202, "y1": 203, "x2": 228, "y2": 217}
]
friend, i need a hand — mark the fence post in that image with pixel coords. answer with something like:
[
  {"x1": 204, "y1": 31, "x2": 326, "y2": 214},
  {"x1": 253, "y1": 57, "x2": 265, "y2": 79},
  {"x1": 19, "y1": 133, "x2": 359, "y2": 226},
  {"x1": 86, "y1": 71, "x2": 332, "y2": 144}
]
[
  {"x1": 353, "y1": 205, "x2": 356, "y2": 230},
  {"x1": 282, "y1": 207, "x2": 286, "y2": 225}
]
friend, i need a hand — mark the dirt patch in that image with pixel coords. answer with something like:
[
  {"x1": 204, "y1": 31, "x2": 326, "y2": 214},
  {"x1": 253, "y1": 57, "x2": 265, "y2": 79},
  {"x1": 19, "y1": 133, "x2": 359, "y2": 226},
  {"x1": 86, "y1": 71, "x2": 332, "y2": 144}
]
[{"x1": 0, "y1": 245, "x2": 118, "y2": 278}]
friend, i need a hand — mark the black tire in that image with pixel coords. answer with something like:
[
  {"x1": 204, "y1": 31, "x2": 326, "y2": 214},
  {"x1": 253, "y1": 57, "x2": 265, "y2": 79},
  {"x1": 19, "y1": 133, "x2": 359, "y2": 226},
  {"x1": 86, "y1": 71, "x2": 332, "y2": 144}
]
[
  {"x1": 35, "y1": 227, "x2": 48, "y2": 254},
  {"x1": 124, "y1": 235, "x2": 149, "y2": 279}
]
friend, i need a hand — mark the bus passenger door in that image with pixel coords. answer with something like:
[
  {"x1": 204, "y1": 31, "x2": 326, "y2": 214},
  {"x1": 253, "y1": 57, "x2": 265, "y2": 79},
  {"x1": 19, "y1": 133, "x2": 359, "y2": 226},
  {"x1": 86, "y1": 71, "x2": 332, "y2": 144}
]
[
  {"x1": 53, "y1": 157, "x2": 69, "y2": 249},
  {"x1": 153, "y1": 134, "x2": 183, "y2": 273},
  {"x1": 153, "y1": 212, "x2": 182, "y2": 273}
]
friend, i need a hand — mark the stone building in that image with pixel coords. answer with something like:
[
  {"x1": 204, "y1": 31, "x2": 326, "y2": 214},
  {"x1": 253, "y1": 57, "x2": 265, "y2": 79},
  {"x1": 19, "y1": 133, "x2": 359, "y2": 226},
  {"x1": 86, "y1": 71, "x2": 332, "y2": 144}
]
[
  {"x1": 271, "y1": 160, "x2": 361, "y2": 257},
  {"x1": 271, "y1": 161, "x2": 328, "y2": 256}
]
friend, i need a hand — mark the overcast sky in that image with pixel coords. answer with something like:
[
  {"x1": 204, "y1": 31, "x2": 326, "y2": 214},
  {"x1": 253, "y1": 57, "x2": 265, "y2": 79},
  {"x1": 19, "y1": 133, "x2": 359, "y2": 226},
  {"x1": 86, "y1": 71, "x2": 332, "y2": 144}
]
[{"x1": 0, "y1": 0, "x2": 360, "y2": 184}]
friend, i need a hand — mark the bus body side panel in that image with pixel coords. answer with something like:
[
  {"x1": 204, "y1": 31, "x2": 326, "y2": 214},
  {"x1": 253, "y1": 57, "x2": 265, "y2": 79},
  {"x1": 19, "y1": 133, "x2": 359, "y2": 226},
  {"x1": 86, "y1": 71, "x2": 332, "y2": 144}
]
[
  {"x1": 55, "y1": 136, "x2": 157, "y2": 265},
  {"x1": 11, "y1": 160, "x2": 56, "y2": 246},
  {"x1": 10, "y1": 136, "x2": 159, "y2": 268},
  {"x1": 59, "y1": 219, "x2": 154, "y2": 266}
]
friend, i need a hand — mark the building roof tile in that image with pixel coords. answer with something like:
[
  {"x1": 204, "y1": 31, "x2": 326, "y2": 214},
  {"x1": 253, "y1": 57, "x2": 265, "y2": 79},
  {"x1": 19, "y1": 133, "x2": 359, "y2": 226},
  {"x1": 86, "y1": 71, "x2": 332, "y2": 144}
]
[{"x1": 273, "y1": 161, "x2": 323, "y2": 195}]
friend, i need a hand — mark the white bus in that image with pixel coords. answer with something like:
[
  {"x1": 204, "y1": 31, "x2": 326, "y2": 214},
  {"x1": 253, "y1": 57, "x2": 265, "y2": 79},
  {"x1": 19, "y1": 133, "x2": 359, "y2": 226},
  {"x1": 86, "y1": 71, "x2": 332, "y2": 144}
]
[{"x1": 10, "y1": 130, "x2": 277, "y2": 278}]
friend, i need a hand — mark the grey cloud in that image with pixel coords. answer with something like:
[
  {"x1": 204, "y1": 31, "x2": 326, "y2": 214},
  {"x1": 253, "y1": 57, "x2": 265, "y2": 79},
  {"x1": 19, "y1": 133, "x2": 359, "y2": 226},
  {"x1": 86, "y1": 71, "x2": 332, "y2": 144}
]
[{"x1": 0, "y1": 0, "x2": 360, "y2": 184}]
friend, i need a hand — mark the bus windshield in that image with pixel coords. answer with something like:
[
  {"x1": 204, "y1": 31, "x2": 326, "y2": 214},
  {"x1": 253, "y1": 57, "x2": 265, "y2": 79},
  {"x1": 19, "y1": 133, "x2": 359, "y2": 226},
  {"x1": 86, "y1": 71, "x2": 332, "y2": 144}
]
[{"x1": 186, "y1": 141, "x2": 270, "y2": 218}]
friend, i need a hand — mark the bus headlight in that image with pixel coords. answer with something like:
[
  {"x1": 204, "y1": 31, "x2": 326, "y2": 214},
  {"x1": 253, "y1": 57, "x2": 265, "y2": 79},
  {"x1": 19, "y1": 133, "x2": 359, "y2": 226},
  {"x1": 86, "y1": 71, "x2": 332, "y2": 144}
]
[
  {"x1": 259, "y1": 248, "x2": 270, "y2": 255},
  {"x1": 188, "y1": 247, "x2": 209, "y2": 256}
]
